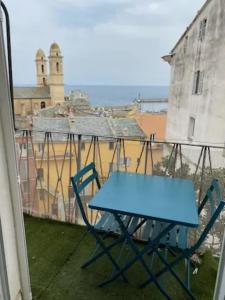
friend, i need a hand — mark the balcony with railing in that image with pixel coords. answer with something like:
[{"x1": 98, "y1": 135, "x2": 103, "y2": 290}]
[{"x1": 15, "y1": 128, "x2": 225, "y2": 299}]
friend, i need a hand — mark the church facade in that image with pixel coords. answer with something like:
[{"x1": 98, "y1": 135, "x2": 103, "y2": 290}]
[{"x1": 14, "y1": 42, "x2": 65, "y2": 116}]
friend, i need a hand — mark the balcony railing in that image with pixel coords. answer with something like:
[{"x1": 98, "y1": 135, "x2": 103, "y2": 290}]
[{"x1": 16, "y1": 129, "x2": 225, "y2": 256}]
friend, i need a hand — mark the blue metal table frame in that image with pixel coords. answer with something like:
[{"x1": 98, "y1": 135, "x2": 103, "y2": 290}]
[{"x1": 89, "y1": 172, "x2": 199, "y2": 299}]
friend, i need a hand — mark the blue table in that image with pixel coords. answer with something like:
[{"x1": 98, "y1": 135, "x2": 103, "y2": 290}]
[
  {"x1": 90, "y1": 172, "x2": 198, "y2": 227},
  {"x1": 89, "y1": 172, "x2": 199, "y2": 298}
]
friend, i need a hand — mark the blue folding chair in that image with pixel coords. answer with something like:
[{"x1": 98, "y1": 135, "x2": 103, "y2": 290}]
[
  {"x1": 71, "y1": 162, "x2": 140, "y2": 282},
  {"x1": 140, "y1": 179, "x2": 225, "y2": 299}
]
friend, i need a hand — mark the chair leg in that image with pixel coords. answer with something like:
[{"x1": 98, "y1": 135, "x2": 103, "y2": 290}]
[
  {"x1": 108, "y1": 239, "x2": 129, "y2": 280},
  {"x1": 95, "y1": 235, "x2": 129, "y2": 284},
  {"x1": 141, "y1": 250, "x2": 196, "y2": 300},
  {"x1": 83, "y1": 230, "x2": 128, "y2": 283},
  {"x1": 159, "y1": 248, "x2": 168, "y2": 289},
  {"x1": 82, "y1": 230, "x2": 118, "y2": 269},
  {"x1": 81, "y1": 236, "x2": 124, "y2": 269},
  {"x1": 185, "y1": 258, "x2": 191, "y2": 290},
  {"x1": 82, "y1": 242, "x2": 101, "y2": 269},
  {"x1": 168, "y1": 247, "x2": 177, "y2": 257}
]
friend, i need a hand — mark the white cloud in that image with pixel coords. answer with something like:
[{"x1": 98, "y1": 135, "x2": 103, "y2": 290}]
[
  {"x1": 46, "y1": 0, "x2": 133, "y2": 9},
  {"x1": 4, "y1": 0, "x2": 206, "y2": 85}
]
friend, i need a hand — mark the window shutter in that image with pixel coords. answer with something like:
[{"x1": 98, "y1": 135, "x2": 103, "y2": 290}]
[
  {"x1": 37, "y1": 168, "x2": 44, "y2": 180},
  {"x1": 199, "y1": 19, "x2": 207, "y2": 41},
  {"x1": 199, "y1": 21, "x2": 203, "y2": 40},
  {"x1": 188, "y1": 117, "x2": 195, "y2": 140},
  {"x1": 192, "y1": 72, "x2": 197, "y2": 94},
  {"x1": 198, "y1": 71, "x2": 204, "y2": 95}
]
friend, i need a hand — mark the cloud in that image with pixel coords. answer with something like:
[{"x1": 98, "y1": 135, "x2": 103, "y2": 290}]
[
  {"x1": 4, "y1": 0, "x2": 205, "y2": 85},
  {"x1": 51, "y1": 0, "x2": 134, "y2": 9}
]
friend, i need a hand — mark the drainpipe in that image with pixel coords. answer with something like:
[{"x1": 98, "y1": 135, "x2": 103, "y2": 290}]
[
  {"x1": 0, "y1": 2, "x2": 32, "y2": 300},
  {"x1": 213, "y1": 231, "x2": 225, "y2": 300}
]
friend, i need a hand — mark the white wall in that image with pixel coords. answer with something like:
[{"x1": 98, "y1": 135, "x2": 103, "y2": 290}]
[
  {"x1": 0, "y1": 123, "x2": 22, "y2": 300},
  {"x1": 0, "y1": 2, "x2": 31, "y2": 299},
  {"x1": 166, "y1": 0, "x2": 225, "y2": 146}
]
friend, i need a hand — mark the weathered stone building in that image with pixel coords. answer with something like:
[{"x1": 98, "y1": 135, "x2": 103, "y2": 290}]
[
  {"x1": 14, "y1": 42, "x2": 65, "y2": 116},
  {"x1": 164, "y1": 0, "x2": 225, "y2": 146}
]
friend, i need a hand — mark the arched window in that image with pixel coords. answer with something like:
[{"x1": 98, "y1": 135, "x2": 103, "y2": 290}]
[
  {"x1": 56, "y1": 62, "x2": 59, "y2": 72},
  {"x1": 41, "y1": 64, "x2": 44, "y2": 74},
  {"x1": 43, "y1": 77, "x2": 46, "y2": 85},
  {"x1": 40, "y1": 101, "x2": 46, "y2": 109}
]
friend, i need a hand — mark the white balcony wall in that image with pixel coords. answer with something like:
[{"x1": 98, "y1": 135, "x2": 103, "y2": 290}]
[
  {"x1": 0, "y1": 124, "x2": 22, "y2": 300},
  {"x1": 0, "y1": 2, "x2": 31, "y2": 299}
]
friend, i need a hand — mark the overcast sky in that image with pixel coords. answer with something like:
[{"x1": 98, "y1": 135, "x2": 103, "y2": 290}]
[{"x1": 4, "y1": 0, "x2": 205, "y2": 86}]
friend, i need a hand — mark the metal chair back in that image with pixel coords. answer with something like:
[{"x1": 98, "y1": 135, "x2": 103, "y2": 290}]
[
  {"x1": 71, "y1": 162, "x2": 101, "y2": 229},
  {"x1": 192, "y1": 179, "x2": 225, "y2": 251}
]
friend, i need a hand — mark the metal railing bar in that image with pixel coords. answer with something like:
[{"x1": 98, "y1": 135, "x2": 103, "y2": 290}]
[
  {"x1": 149, "y1": 139, "x2": 154, "y2": 175},
  {"x1": 122, "y1": 139, "x2": 127, "y2": 172},
  {"x1": 15, "y1": 128, "x2": 225, "y2": 149},
  {"x1": 144, "y1": 141, "x2": 149, "y2": 175},
  {"x1": 165, "y1": 143, "x2": 176, "y2": 175}
]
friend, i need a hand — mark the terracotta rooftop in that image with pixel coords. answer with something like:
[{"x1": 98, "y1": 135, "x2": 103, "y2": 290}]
[{"x1": 135, "y1": 112, "x2": 167, "y2": 141}]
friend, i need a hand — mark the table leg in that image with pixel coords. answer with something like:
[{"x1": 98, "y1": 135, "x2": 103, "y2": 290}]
[{"x1": 99, "y1": 214, "x2": 175, "y2": 300}]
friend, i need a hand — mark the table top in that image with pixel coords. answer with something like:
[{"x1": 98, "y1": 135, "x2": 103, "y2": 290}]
[{"x1": 89, "y1": 172, "x2": 199, "y2": 228}]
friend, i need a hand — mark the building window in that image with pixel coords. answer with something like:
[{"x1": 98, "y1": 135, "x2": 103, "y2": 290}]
[
  {"x1": 20, "y1": 103, "x2": 26, "y2": 116},
  {"x1": 199, "y1": 18, "x2": 207, "y2": 41},
  {"x1": 43, "y1": 77, "x2": 46, "y2": 85},
  {"x1": 56, "y1": 62, "x2": 59, "y2": 72},
  {"x1": 41, "y1": 101, "x2": 46, "y2": 109},
  {"x1": 109, "y1": 162, "x2": 114, "y2": 173},
  {"x1": 184, "y1": 36, "x2": 188, "y2": 54},
  {"x1": 188, "y1": 117, "x2": 195, "y2": 140},
  {"x1": 192, "y1": 70, "x2": 204, "y2": 95},
  {"x1": 41, "y1": 64, "x2": 44, "y2": 74},
  {"x1": 39, "y1": 188, "x2": 45, "y2": 200},
  {"x1": 38, "y1": 143, "x2": 44, "y2": 152},
  {"x1": 68, "y1": 186, "x2": 74, "y2": 198},
  {"x1": 124, "y1": 157, "x2": 131, "y2": 167},
  {"x1": 37, "y1": 168, "x2": 44, "y2": 180},
  {"x1": 119, "y1": 157, "x2": 131, "y2": 167},
  {"x1": 109, "y1": 141, "x2": 114, "y2": 150},
  {"x1": 52, "y1": 203, "x2": 58, "y2": 216},
  {"x1": 23, "y1": 181, "x2": 29, "y2": 194}
]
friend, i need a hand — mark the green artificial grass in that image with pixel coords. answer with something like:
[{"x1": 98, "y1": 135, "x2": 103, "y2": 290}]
[{"x1": 24, "y1": 214, "x2": 218, "y2": 300}]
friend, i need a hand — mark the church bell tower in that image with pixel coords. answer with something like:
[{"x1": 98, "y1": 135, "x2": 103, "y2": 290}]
[
  {"x1": 35, "y1": 49, "x2": 47, "y2": 86},
  {"x1": 48, "y1": 43, "x2": 65, "y2": 104}
]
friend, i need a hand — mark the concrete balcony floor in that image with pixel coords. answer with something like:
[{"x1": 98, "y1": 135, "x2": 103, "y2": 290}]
[{"x1": 24, "y1": 215, "x2": 218, "y2": 300}]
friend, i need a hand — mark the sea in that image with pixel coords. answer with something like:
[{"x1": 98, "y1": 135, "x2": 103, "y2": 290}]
[{"x1": 65, "y1": 85, "x2": 169, "y2": 112}]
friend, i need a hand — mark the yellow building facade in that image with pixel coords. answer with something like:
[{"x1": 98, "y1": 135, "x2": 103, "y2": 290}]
[{"x1": 23, "y1": 137, "x2": 163, "y2": 222}]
